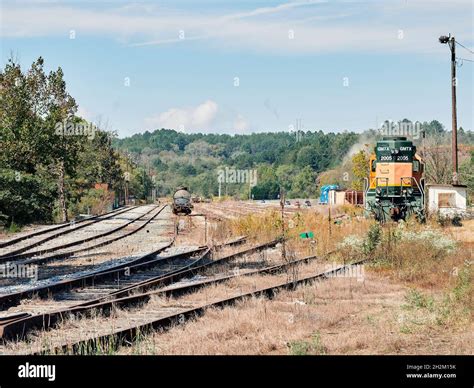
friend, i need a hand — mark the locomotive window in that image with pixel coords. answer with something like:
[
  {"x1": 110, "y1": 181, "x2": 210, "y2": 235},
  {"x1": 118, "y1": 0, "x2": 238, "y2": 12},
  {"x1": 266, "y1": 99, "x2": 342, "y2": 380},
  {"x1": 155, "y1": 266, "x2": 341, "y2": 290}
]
[
  {"x1": 371, "y1": 159, "x2": 376, "y2": 172},
  {"x1": 413, "y1": 160, "x2": 420, "y2": 172}
]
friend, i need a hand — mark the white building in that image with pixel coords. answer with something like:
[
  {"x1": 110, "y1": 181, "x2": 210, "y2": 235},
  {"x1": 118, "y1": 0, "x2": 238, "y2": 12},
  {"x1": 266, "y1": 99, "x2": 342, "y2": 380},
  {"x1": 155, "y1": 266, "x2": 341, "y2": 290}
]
[
  {"x1": 426, "y1": 184, "x2": 467, "y2": 217},
  {"x1": 328, "y1": 190, "x2": 346, "y2": 206}
]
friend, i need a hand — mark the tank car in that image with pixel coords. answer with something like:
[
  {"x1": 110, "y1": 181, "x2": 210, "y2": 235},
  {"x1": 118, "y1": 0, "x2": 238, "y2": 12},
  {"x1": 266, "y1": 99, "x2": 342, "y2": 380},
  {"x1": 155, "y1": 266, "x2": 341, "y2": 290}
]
[
  {"x1": 172, "y1": 186, "x2": 193, "y2": 215},
  {"x1": 365, "y1": 137, "x2": 425, "y2": 222}
]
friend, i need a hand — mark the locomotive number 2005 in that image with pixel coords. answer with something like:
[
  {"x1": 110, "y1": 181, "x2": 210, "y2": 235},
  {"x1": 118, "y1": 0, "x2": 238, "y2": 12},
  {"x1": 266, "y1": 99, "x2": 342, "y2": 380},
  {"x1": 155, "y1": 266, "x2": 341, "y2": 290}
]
[{"x1": 366, "y1": 137, "x2": 425, "y2": 222}]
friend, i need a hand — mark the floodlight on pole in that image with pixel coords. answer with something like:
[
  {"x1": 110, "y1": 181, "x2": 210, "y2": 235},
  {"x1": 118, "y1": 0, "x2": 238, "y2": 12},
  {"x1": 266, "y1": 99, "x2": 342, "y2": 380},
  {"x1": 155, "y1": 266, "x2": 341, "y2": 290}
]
[{"x1": 439, "y1": 34, "x2": 459, "y2": 184}]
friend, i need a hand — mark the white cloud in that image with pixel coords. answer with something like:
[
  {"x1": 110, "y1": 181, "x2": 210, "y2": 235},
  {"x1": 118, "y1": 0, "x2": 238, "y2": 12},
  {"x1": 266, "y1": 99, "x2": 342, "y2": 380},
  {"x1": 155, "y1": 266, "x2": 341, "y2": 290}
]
[
  {"x1": 192, "y1": 100, "x2": 218, "y2": 127},
  {"x1": 221, "y1": 0, "x2": 327, "y2": 21},
  {"x1": 145, "y1": 100, "x2": 251, "y2": 134},
  {"x1": 233, "y1": 114, "x2": 249, "y2": 133},
  {"x1": 1, "y1": 1, "x2": 472, "y2": 54},
  {"x1": 145, "y1": 100, "x2": 218, "y2": 132}
]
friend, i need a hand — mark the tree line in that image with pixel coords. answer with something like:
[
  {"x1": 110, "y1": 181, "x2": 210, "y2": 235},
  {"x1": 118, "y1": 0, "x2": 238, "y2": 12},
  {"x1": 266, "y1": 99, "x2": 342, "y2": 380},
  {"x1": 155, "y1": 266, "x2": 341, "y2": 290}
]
[
  {"x1": 2, "y1": 57, "x2": 473, "y2": 229},
  {"x1": 114, "y1": 121, "x2": 473, "y2": 202},
  {"x1": 0, "y1": 57, "x2": 149, "y2": 229},
  {"x1": 113, "y1": 129, "x2": 361, "y2": 200}
]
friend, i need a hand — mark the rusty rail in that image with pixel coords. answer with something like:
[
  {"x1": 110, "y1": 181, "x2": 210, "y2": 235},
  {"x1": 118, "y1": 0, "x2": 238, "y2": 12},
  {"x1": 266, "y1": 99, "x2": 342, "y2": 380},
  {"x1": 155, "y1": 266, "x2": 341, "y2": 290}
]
[
  {"x1": 7, "y1": 205, "x2": 167, "y2": 266},
  {"x1": 0, "y1": 206, "x2": 139, "y2": 259},
  {"x1": 0, "y1": 238, "x2": 279, "y2": 340},
  {"x1": 0, "y1": 206, "x2": 134, "y2": 249},
  {"x1": 37, "y1": 258, "x2": 366, "y2": 354}
]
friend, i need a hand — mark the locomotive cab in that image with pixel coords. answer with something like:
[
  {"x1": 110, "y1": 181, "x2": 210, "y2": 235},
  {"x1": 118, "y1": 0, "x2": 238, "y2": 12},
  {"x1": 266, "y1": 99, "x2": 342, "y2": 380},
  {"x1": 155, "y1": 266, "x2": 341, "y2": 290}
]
[{"x1": 366, "y1": 137, "x2": 425, "y2": 222}]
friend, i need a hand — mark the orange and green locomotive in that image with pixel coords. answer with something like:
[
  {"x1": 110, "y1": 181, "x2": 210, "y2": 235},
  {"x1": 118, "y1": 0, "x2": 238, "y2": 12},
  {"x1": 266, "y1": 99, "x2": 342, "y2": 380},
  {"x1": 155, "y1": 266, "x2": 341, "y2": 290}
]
[{"x1": 365, "y1": 137, "x2": 425, "y2": 222}]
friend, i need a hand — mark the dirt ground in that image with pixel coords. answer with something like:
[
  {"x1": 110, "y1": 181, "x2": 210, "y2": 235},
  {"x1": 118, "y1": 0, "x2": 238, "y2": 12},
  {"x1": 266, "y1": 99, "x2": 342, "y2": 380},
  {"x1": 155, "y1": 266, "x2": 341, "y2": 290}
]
[
  {"x1": 1, "y1": 201, "x2": 472, "y2": 355},
  {"x1": 118, "y1": 272, "x2": 473, "y2": 355},
  {"x1": 115, "y1": 202, "x2": 473, "y2": 355}
]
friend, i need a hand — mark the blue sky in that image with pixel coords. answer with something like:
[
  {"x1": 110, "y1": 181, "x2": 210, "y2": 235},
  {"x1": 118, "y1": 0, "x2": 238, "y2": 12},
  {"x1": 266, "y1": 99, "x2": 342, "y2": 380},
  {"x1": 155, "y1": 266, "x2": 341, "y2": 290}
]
[{"x1": 1, "y1": 0, "x2": 473, "y2": 138}]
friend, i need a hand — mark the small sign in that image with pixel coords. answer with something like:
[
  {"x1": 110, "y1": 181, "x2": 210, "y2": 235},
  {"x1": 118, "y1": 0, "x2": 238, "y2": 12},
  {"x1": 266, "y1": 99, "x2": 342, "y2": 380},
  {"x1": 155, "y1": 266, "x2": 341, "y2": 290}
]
[{"x1": 299, "y1": 232, "x2": 314, "y2": 239}]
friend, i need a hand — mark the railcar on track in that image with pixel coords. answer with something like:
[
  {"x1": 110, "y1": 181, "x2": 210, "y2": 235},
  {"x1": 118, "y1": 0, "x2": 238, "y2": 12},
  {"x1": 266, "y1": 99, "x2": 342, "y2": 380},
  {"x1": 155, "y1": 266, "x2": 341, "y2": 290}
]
[{"x1": 172, "y1": 187, "x2": 193, "y2": 215}]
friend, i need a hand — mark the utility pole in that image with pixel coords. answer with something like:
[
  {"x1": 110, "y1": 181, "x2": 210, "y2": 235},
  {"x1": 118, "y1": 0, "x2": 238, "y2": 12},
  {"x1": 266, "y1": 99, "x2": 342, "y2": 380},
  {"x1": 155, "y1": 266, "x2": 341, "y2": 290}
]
[
  {"x1": 439, "y1": 34, "x2": 459, "y2": 184},
  {"x1": 124, "y1": 151, "x2": 131, "y2": 206},
  {"x1": 280, "y1": 188, "x2": 286, "y2": 261},
  {"x1": 143, "y1": 168, "x2": 146, "y2": 201}
]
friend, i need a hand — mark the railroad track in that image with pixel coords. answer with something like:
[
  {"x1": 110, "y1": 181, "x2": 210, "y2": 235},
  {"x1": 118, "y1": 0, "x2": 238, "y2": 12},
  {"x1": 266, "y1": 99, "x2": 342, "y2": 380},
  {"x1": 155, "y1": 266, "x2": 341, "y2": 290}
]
[
  {"x1": 0, "y1": 205, "x2": 136, "y2": 250},
  {"x1": 195, "y1": 202, "x2": 303, "y2": 222},
  {"x1": 0, "y1": 206, "x2": 139, "y2": 259},
  {"x1": 0, "y1": 247, "x2": 208, "y2": 348},
  {"x1": 16, "y1": 257, "x2": 365, "y2": 355},
  {"x1": 0, "y1": 205, "x2": 158, "y2": 263},
  {"x1": 0, "y1": 240, "x2": 177, "y2": 310},
  {"x1": 0, "y1": 235, "x2": 253, "y2": 311},
  {"x1": 0, "y1": 238, "x2": 279, "y2": 342},
  {"x1": 0, "y1": 235, "x2": 245, "y2": 314},
  {"x1": 0, "y1": 204, "x2": 167, "y2": 269}
]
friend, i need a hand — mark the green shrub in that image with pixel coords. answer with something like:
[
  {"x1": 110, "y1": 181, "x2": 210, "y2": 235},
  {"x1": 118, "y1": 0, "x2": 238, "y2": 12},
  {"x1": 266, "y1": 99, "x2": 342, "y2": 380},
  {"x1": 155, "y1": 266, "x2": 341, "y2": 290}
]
[{"x1": 289, "y1": 332, "x2": 326, "y2": 355}]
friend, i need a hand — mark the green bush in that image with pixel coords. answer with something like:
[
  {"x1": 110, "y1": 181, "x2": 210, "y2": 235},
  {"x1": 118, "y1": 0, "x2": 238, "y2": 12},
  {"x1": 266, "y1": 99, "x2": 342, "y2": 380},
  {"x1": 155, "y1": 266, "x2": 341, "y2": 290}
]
[
  {"x1": 289, "y1": 333, "x2": 326, "y2": 355},
  {"x1": 0, "y1": 169, "x2": 56, "y2": 227}
]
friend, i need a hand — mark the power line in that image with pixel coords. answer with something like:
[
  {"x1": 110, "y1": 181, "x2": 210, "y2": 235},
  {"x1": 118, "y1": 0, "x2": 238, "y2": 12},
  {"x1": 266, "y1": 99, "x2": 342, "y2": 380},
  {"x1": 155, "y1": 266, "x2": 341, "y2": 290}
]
[
  {"x1": 456, "y1": 57, "x2": 474, "y2": 63},
  {"x1": 455, "y1": 41, "x2": 474, "y2": 55}
]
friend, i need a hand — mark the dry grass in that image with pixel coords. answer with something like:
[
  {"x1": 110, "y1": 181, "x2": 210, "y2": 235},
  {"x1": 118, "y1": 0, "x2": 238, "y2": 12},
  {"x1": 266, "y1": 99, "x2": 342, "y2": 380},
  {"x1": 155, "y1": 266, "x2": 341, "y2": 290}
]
[
  {"x1": 213, "y1": 210, "x2": 282, "y2": 244},
  {"x1": 122, "y1": 205, "x2": 472, "y2": 356},
  {"x1": 151, "y1": 258, "x2": 329, "y2": 309},
  {"x1": 0, "y1": 257, "x2": 327, "y2": 355},
  {"x1": 2, "y1": 201, "x2": 472, "y2": 356},
  {"x1": 117, "y1": 273, "x2": 473, "y2": 355},
  {"x1": 364, "y1": 222, "x2": 472, "y2": 299},
  {"x1": 211, "y1": 204, "x2": 373, "y2": 258}
]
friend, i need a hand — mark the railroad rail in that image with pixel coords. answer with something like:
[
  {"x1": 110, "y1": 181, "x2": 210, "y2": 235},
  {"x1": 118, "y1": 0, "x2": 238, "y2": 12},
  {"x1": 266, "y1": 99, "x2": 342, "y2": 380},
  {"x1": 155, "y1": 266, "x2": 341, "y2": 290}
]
[
  {"x1": 0, "y1": 240, "x2": 177, "y2": 310},
  {"x1": 31, "y1": 258, "x2": 365, "y2": 354},
  {"x1": 0, "y1": 205, "x2": 134, "y2": 249},
  {"x1": 0, "y1": 246, "x2": 315, "y2": 341},
  {"x1": 67, "y1": 238, "x2": 279, "y2": 309},
  {"x1": 1, "y1": 204, "x2": 166, "y2": 266},
  {"x1": 0, "y1": 235, "x2": 255, "y2": 311},
  {"x1": 0, "y1": 206, "x2": 138, "y2": 259},
  {"x1": 0, "y1": 237, "x2": 273, "y2": 339}
]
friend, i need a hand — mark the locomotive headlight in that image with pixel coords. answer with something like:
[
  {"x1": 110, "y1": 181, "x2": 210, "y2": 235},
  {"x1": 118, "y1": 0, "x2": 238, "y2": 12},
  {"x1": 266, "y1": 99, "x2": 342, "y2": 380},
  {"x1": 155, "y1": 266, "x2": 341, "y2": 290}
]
[
  {"x1": 408, "y1": 188, "x2": 414, "y2": 195},
  {"x1": 376, "y1": 188, "x2": 382, "y2": 195}
]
